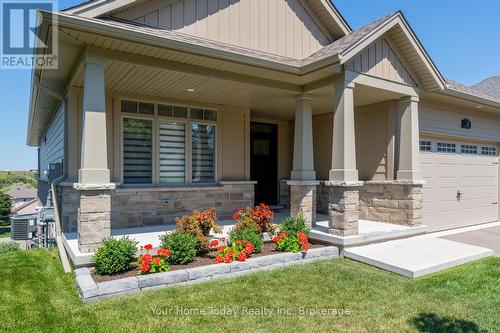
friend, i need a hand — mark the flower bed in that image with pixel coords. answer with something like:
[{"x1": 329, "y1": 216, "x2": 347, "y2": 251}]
[
  {"x1": 77, "y1": 244, "x2": 339, "y2": 302},
  {"x1": 78, "y1": 207, "x2": 339, "y2": 301},
  {"x1": 90, "y1": 241, "x2": 325, "y2": 283}
]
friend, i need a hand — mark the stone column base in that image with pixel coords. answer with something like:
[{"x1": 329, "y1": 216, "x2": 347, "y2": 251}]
[
  {"x1": 287, "y1": 180, "x2": 319, "y2": 228},
  {"x1": 325, "y1": 181, "x2": 363, "y2": 236},
  {"x1": 76, "y1": 186, "x2": 113, "y2": 253}
]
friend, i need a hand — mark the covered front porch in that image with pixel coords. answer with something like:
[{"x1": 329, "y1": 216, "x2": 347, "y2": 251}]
[
  {"x1": 30, "y1": 13, "x2": 444, "y2": 257},
  {"x1": 61, "y1": 48, "x2": 426, "y2": 255}
]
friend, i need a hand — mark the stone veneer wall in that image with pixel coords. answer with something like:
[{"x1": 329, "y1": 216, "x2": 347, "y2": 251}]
[
  {"x1": 359, "y1": 182, "x2": 423, "y2": 226},
  {"x1": 279, "y1": 179, "x2": 290, "y2": 208},
  {"x1": 59, "y1": 182, "x2": 255, "y2": 232},
  {"x1": 60, "y1": 185, "x2": 80, "y2": 233},
  {"x1": 316, "y1": 182, "x2": 330, "y2": 214}
]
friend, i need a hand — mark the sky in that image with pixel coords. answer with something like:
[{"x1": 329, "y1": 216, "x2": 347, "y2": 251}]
[{"x1": 0, "y1": 0, "x2": 499, "y2": 171}]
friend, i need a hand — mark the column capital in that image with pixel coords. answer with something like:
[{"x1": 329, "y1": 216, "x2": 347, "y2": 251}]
[
  {"x1": 333, "y1": 77, "x2": 355, "y2": 90},
  {"x1": 295, "y1": 93, "x2": 313, "y2": 101},
  {"x1": 400, "y1": 95, "x2": 419, "y2": 103}
]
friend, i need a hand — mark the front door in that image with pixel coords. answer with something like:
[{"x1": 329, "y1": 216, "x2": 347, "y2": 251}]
[{"x1": 250, "y1": 122, "x2": 278, "y2": 205}]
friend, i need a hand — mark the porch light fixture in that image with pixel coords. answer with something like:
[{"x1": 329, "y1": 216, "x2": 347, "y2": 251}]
[
  {"x1": 475, "y1": 105, "x2": 483, "y2": 109},
  {"x1": 187, "y1": 88, "x2": 195, "y2": 92}
]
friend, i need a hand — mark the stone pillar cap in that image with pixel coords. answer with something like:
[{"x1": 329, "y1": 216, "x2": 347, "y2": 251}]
[
  {"x1": 323, "y1": 181, "x2": 363, "y2": 187},
  {"x1": 73, "y1": 183, "x2": 117, "y2": 191},
  {"x1": 286, "y1": 180, "x2": 320, "y2": 186}
]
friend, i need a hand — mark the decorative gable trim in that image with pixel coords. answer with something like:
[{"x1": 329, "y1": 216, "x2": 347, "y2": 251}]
[{"x1": 345, "y1": 37, "x2": 417, "y2": 86}]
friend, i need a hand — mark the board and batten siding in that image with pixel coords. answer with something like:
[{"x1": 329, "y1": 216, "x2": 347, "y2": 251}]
[
  {"x1": 39, "y1": 103, "x2": 65, "y2": 174},
  {"x1": 419, "y1": 103, "x2": 500, "y2": 141},
  {"x1": 115, "y1": 0, "x2": 331, "y2": 59},
  {"x1": 345, "y1": 37, "x2": 417, "y2": 86},
  {"x1": 355, "y1": 103, "x2": 389, "y2": 181}
]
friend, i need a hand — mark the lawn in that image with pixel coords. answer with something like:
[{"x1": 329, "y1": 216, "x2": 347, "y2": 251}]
[
  {"x1": 0, "y1": 250, "x2": 498, "y2": 333},
  {"x1": 0, "y1": 227, "x2": 10, "y2": 238}
]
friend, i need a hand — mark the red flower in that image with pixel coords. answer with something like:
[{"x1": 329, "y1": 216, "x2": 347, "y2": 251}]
[
  {"x1": 210, "y1": 240, "x2": 219, "y2": 247},
  {"x1": 154, "y1": 257, "x2": 161, "y2": 265},
  {"x1": 144, "y1": 244, "x2": 153, "y2": 251},
  {"x1": 237, "y1": 252, "x2": 247, "y2": 262},
  {"x1": 217, "y1": 246, "x2": 226, "y2": 252},
  {"x1": 141, "y1": 253, "x2": 153, "y2": 264},
  {"x1": 140, "y1": 263, "x2": 150, "y2": 273},
  {"x1": 227, "y1": 250, "x2": 235, "y2": 257},
  {"x1": 223, "y1": 255, "x2": 233, "y2": 263},
  {"x1": 215, "y1": 256, "x2": 224, "y2": 263},
  {"x1": 244, "y1": 242, "x2": 254, "y2": 255}
]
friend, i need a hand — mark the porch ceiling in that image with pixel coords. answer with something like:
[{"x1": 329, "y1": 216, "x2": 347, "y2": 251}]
[{"x1": 72, "y1": 61, "x2": 405, "y2": 121}]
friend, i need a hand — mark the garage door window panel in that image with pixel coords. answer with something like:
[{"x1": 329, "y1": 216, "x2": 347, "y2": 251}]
[
  {"x1": 437, "y1": 142, "x2": 456, "y2": 153},
  {"x1": 481, "y1": 147, "x2": 497, "y2": 156},
  {"x1": 460, "y1": 145, "x2": 477, "y2": 155},
  {"x1": 420, "y1": 141, "x2": 432, "y2": 152}
]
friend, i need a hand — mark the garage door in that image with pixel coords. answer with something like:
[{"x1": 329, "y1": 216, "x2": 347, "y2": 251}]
[{"x1": 420, "y1": 139, "x2": 498, "y2": 231}]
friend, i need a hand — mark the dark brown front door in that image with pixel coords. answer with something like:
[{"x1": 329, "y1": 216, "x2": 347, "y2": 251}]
[{"x1": 250, "y1": 122, "x2": 278, "y2": 205}]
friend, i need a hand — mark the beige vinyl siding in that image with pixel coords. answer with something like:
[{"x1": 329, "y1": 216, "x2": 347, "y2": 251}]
[
  {"x1": 220, "y1": 106, "x2": 250, "y2": 180},
  {"x1": 115, "y1": 0, "x2": 331, "y2": 59},
  {"x1": 39, "y1": 103, "x2": 65, "y2": 174},
  {"x1": 345, "y1": 37, "x2": 417, "y2": 86},
  {"x1": 419, "y1": 103, "x2": 500, "y2": 141},
  {"x1": 355, "y1": 103, "x2": 388, "y2": 181}
]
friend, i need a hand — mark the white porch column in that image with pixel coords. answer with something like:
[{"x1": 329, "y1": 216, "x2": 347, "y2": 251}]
[
  {"x1": 75, "y1": 55, "x2": 114, "y2": 253},
  {"x1": 329, "y1": 79, "x2": 358, "y2": 182},
  {"x1": 79, "y1": 56, "x2": 110, "y2": 184},
  {"x1": 288, "y1": 94, "x2": 319, "y2": 227},
  {"x1": 326, "y1": 78, "x2": 361, "y2": 236},
  {"x1": 397, "y1": 96, "x2": 422, "y2": 181}
]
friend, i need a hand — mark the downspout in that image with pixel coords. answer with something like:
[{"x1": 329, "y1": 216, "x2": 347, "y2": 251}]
[{"x1": 51, "y1": 176, "x2": 72, "y2": 273}]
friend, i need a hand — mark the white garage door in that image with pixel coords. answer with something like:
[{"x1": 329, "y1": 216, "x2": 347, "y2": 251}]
[{"x1": 420, "y1": 139, "x2": 498, "y2": 231}]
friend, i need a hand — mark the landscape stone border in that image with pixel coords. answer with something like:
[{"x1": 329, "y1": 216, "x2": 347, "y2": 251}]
[{"x1": 75, "y1": 246, "x2": 339, "y2": 302}]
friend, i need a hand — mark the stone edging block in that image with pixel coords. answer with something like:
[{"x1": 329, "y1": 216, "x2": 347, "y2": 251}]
[{"x1": 76, "y1": 246, "x2": 339, "y2": 302}]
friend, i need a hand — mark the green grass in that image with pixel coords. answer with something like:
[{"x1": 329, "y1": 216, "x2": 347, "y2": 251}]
[
  {"x1": 0, "y1": 227, "x2": 10, "y2": 238},
  {"x1": 0, "y1": 249, "x2": 498, "y2": 333}
]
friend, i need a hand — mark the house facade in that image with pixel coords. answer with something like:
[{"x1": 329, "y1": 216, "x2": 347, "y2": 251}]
[{"x1": 29, "y1": 0, "x2": 500, "y2": 254}]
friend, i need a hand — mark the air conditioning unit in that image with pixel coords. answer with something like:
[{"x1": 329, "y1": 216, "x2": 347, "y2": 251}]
[{"x1": 11, "y1": 216, "x2": 37, "y2": 241}]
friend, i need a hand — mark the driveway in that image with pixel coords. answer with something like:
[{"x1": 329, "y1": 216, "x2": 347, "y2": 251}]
[{"x1": 442, "y1": 226, "x2": 500, "y2": 256}]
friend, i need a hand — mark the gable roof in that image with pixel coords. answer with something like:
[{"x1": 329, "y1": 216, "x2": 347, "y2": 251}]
[
  {"x1": 6, "y1": 185, "x2": 37, "y2": 200},
  {"x1": 472, "y1": 76, "x2": 500, "y2": 100},
  {"x1": 11, "y1": 198, "x2": 39, "y2": 216},
  {"x1": 63, "y1": 0, "x2": 351, "y2": 39},
  {"x1": 303, "y1": 11, "x2": 446, "y2": 92}
]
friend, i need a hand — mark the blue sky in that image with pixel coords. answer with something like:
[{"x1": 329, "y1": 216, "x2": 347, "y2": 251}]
[{"x1": 0, "y1": 0, "x2": 499, "y2": 170}]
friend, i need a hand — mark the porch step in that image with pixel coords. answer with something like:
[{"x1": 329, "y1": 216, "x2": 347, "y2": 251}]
[
  {"x1": 310, "y1": 219, "x2": 428, "y2": 248},
  {"x1": 344, "y1": 237, "x2": 493, "y2": 278}
]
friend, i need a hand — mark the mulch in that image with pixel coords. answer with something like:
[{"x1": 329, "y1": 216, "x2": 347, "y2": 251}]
[{"x1": 91, "y1": 241, "x2": 325, "y2": 283}]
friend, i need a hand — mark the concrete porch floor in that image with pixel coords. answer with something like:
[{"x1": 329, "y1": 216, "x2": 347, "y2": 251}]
[{"x1": 63, "y1": 210, "x2": 428, "y2": 267}]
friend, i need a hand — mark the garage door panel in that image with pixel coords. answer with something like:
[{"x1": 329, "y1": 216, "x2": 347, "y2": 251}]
[{"x1": 421, "y1": 139, "x2": 498, "y2": 231}]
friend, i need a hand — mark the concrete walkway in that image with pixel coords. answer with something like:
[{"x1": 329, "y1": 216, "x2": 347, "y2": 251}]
[{"x1": 344, "y1": 237, "x2": 493, "y2": 278}]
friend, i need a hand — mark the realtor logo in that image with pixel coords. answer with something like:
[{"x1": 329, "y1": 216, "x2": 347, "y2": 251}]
[{"x1": 1, "y1": 0, "x2": 58, "y2": 69}]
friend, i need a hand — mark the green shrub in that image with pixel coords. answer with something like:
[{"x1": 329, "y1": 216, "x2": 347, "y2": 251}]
[
  {"x1": 280, "y1": 214, "x2": 310, "y2": 236},
  {"x1": 229, "y1": 226, "x2": 263, "y2": 254},
  {"x1": 93, "y1": 237, "x2": 138, "y2": 275},
  {"x1": 0, "y1": 241, "x2": 21, "y2": 255},
  {"x1": 159, "y1": 232, "x2": 197, "y2": 265},
  {"x1": 0, "y1": 191, "x2": 12, "y2": 222}
]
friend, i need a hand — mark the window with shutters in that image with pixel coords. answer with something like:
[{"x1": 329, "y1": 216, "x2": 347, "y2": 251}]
[{"x1": 121, "y1": 99, "x2": 217, "y2": 185}]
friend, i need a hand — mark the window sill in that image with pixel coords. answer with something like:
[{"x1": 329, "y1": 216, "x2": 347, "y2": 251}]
[{"x1": 115, "y1": 184, "x2": 223, "y2": 193}]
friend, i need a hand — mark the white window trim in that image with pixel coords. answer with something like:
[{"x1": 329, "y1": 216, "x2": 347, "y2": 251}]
[{"x1": 119, "y1": 98, "x2": 218, "y2": 186}]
